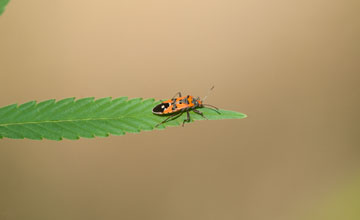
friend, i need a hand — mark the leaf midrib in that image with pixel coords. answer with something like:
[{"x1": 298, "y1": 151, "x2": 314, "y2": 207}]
[{"x1": 0, "y1": 114, "x2": 151, "y2": 127}]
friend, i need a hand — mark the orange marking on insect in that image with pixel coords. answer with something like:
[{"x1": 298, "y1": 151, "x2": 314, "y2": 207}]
[{"x1": 152, "y1": 87, "x2": 219, "y2": 127}]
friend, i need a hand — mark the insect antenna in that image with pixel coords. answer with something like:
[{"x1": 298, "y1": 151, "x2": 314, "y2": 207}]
[
  {"x1": 202, "y1": 104, "x2": 221, "y2": 114},
  {"x1": 202, "y1": 85, "x2": 215, "y2": 102},
  {"x1": 201, "y1": 86, "x2": 220, "y2": 114},
  {"x1": 202, "y1": 104, "x2": 219, "y2": 110}
]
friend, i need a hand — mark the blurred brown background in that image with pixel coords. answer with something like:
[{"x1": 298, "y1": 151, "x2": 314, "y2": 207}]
[{"x1": 0, "y1": 0, "x2": 359, "y2": 219}]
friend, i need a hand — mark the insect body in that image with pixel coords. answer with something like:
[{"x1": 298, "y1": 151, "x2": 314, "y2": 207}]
[{"x1": 152, "y1": 86, "x2": 220, "y2": 127}]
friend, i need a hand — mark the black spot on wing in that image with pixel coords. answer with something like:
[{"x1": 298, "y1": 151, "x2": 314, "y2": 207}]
[{"x1": 152, "y1": 102, "x2": 170, "y2": 114}]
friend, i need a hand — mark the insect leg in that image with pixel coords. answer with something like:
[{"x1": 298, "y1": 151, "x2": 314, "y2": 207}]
[
  {"x1": 182, "y1": 111, "x2": 191, "y2": 127},
  {"x1": 171, "y1": 92, "x2": 182, "y2": 99},
  {"x1": 155, "y1": 112, "x2": 183, "y2": 127},
  {"x1": 193, "y1": 109, "x2": 208, "y2": 120}
]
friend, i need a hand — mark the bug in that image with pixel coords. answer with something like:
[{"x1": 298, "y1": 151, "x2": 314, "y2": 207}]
[{"x1": 152, "y1": 86, "x2": 220, "y2": 127}]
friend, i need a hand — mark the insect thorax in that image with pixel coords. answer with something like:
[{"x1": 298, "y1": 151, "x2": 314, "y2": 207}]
[{"x1": 193, "y1": 97, "x2": 202, "y2": 107}]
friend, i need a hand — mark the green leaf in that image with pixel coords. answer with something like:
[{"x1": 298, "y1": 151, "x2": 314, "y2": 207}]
[
  {"x1": 0, "y1": 97, "x2": 247, "y2": 140},
  {"x1": 0, "y1": 0, "x2": 10, "y2": 16}
]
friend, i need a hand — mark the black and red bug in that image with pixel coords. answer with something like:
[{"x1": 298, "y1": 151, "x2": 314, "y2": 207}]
[{"x1": 152, "y1": 86, "x2": 220, "y2": 127}]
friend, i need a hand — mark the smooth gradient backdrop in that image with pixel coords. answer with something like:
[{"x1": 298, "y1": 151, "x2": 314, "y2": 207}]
[{"x1": 0, "y1": 0, "x2": 359, "y2": 220}]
